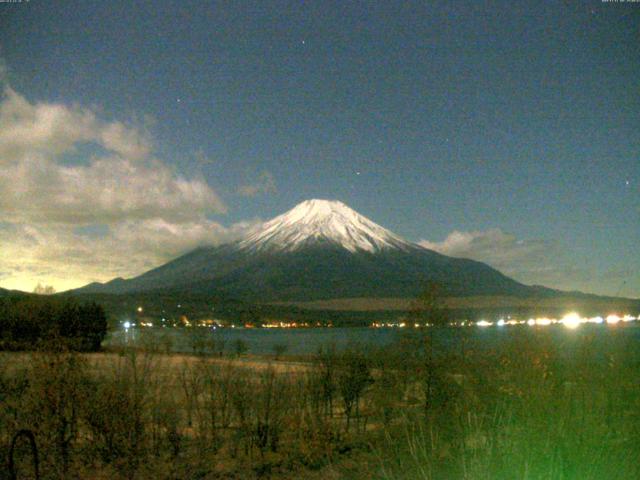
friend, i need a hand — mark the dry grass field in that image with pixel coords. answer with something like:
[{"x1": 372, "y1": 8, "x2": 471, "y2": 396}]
[{"x1": 2, "y1": 327, "x2": 640, "y2": 479}]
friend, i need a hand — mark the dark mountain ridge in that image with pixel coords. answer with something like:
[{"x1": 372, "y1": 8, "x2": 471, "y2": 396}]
[{"x1": 72, "y1": 200, "x2": 631, "y2": 307}]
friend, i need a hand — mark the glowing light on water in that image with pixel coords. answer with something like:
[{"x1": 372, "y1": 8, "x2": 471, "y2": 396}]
[{"x1": 561, "y1": 312, "x2": 581, "y2": 329}]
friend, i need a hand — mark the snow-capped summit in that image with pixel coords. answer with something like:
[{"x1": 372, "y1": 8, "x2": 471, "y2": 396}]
[{"x1": 239, "y1": 199, "x2": 414, "y2": 253}]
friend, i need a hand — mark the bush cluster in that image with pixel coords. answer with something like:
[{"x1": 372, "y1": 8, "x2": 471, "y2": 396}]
[{"x1": 0, "y1": 343, "x2": 385, "y2": 479}]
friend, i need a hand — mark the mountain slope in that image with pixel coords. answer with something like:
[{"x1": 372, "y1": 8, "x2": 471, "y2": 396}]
[
  {"x1": 75, "y1": 199, "x2": 551, "y2": 300},
  {"x1": 177, "y1": 244, "x2": 537, "y2": 300}
]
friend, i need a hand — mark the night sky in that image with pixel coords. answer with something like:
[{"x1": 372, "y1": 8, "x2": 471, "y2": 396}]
[{"x1": 0, "y1": 0, "x2": 638, "y2": 297}]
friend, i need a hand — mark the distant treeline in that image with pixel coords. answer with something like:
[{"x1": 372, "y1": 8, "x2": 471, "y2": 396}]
[{"x1": 0, "y1": 295, "x2": 107, "y2": 351}]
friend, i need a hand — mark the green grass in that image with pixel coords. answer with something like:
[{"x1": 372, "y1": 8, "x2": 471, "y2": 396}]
[{"x1": 376, "y1": 329, "x2": 640, "y2": 480}]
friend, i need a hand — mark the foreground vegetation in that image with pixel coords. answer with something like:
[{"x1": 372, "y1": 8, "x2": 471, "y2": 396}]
[{"x1": 1, "y1": 326, "x2": 640, "y2": 479}]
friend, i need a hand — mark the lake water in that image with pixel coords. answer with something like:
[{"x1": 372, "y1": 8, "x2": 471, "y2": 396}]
[{"x1": 104, "y1": 323, "x2": 640, "y2": 357}]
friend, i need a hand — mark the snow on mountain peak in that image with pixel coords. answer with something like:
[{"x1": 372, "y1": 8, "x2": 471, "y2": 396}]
[{"x1": 239, "y1": 199, "x2": 414, "y2": 253}]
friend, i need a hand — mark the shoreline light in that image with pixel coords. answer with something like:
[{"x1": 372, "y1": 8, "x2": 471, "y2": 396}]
[
  {"x1": 606, "y1": 314, "x2": 621, "y2": 324},
  {"x1": 561, "y1": 312, "x2": 581, "y2": 329},
  {"x1": 367, "y1": 312, "x2": 638, "y2": 329}
]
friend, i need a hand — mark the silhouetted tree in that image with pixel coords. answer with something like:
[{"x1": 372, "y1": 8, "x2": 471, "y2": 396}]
[
  {"x1": 337, "y1": 347, "x2": 373, "y2": 432},
  {"x1": 409, "y1": 282, "x2": 450, "y2": 415},
  {"x1": 408, "y1": 282, "x2": 448, "y2": 328},
  {"x1": 33, "y1": 283, "x2": 56, "y2": 295}
]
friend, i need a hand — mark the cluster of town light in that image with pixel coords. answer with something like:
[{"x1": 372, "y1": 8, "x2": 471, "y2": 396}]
[
  {"x1": 474, "y1": 313, "x2": 637, "y2": 329},
  {"x1": 123, "y1": 304, "x2": 338, "y2": 329},
  {"x1": 261, "y1": 321, "x2": 333, "y2": 328},
  {"x1": 371, "y1": 313, "x2": 638, "y2": 329},
  {"x1": 124, "y1": 303, "x2": 637, "y2": 331}
]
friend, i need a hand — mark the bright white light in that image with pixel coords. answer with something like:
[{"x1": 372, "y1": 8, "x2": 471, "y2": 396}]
[
  {"x1": 497, "y1": 319, "x2": 505, "y2": 327},
  {"x1": 476, "y1": 320, "x2": 493, "y2": 327},
  {"x1": 561, "y1": 313, "x2": 581, "y2": 329},
  {"x1": 137, "y1": 306, "x2": 143, "y2": 313},
  {"x1": 123, "y1": 321, "x2": 131, "y2": 329},
  {"x1": 589, "y1": 316, "x2": 604, "y2": 324},
  {"x1": 606, "y1": 314, "x2": 621, "y2": 324},
  {"x1": 623, "y1": 315, "x2": 635, "y2": 322},
  {"x1": 527, "y1": 319, "x2": 536, "y2": 326},
  {"x1": 535, "y1": 318, "x2": 552, "y2": 326}
]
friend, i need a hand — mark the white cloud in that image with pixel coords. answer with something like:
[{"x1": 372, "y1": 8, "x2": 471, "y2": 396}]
[
  {"x1": 238, "y1": 171, "x2": 277, "y2": 197},
  {"x1": 109, "y1": 218, "x2": 259, "y2": 262},
  {"x1": 0, "y1": 219, "x2": 259, "y2": 292},
  {"x1": 0, "y1": 154, "x2": 228, "y2": 225},
  {"x1": 0, "y1": 86, "x2": 243, "y2": 291},
  {"x1": 418, "y1": 228, "x2": 572, "y2": 288},
  {"x1": 418, "y1": 229, "x2": 549, "y2": 272},
  {"x1": 417, "y1": 228, "x2": 640, "y2": 297},
  {"x1": 99, "y1": 121, "x2": 151, "y2": 160},
  {"x1": 0, "y1": 87, "x2": 98, "y2": 160},
  {"x1": 0, "y1": 87, "x2": 224, "y2": 225}
]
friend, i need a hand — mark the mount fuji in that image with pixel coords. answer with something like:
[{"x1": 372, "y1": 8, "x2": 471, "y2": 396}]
[
  {"x1": 238, "y1": 199, "x2": 413, "y2": 254},
  {"x1": 76, "y1": 199, "x2": 545, "y2": 301}
]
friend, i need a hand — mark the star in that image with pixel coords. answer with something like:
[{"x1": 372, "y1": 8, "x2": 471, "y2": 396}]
[{"x1": 177, "y1": 98, "x2": 181, "y2": 103}]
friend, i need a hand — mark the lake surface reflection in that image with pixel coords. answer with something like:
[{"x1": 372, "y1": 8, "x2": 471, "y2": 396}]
[{"x1": 105, "y1": 323, "x2": 640, "y2": 357}]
